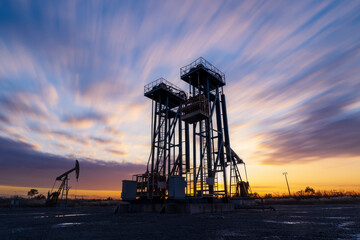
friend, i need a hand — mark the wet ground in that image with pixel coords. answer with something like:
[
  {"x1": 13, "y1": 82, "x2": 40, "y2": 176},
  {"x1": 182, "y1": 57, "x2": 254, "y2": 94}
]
[{"x1": 1, "y1": 204, "x2": 359, "y2": 239}]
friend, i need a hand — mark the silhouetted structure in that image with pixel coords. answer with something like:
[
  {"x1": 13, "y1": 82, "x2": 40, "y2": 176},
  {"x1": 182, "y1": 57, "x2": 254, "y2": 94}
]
[
  {"x1": 46, "y1": 160, "x2": 80, "y2": 206},
  {"x1": 283, "y1": 172, "x2": 291, "y2": 197},
  {"x1": 122, "y1": 57, "x2": 249, "y2": 202}
]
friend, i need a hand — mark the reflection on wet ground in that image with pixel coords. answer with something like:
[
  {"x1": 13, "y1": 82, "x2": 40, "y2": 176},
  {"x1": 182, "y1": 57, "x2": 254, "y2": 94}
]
[
  {"x1": 34, "y1": 213, "x2": 89, "y2": 219},
  {"x1": 52, "y1": 222, "x2": 83, "y2": 228},
  {"x1": 1, "y1": 204, "x2": 359, "y2": 239},
  {"x1": 264, "y1": 220, "x2": 312, "y2": 225}
]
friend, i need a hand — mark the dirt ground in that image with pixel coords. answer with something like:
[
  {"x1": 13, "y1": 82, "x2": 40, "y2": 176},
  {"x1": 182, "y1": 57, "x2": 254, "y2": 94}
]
[{"x1": 1, "y1": 204, "x2": 359, "y2": 239}]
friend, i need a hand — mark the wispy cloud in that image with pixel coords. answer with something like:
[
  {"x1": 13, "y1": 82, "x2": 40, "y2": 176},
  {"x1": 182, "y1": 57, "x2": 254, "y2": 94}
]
[
  {"x1": 90, "y1": 137, "x2": 121, "y2": 146},
  {"x1": 105, "y1": 148, "x2": 127, "y2": 157},
  {"x1": 259, "y1": 93, "x2": 360, "y2": 165},
  {"x1": 0, "y1": 0, "x2": 359, "y2": 191},
  {"x1": 62, "y1": 111, "x2": 108, "y2": 129}
]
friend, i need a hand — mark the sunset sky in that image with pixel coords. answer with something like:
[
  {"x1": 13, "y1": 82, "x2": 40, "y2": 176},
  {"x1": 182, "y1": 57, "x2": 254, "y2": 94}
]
[{"x1": 0, "y1": 0, "x2": 359, "y2": 198}]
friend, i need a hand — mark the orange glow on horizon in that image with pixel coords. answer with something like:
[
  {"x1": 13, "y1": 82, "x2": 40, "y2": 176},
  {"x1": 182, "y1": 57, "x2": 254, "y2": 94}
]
[{"x1": 0, "y1": 185, "x2": 122, "y2": 200}]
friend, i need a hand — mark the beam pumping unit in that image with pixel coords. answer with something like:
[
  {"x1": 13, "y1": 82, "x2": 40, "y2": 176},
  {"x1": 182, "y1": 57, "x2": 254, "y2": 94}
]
[
  {"x1": 46, "y1": 160, "x2": 80, "y2": 206},
  {"x1": 122, "y1": 57, "x2": 250, "y2": 202}
]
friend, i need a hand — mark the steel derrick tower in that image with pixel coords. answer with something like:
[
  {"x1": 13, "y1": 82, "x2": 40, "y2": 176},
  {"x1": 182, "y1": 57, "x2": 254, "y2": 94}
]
[{"x1": 122, "y1": 58, "x2": 249, "y2": 201}]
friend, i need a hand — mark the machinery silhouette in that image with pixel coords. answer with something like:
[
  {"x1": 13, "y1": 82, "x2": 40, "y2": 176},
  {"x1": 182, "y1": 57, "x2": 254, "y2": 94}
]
[
  {"x1": 122, "y1": 57, "x2": 250, "y2": 202},
  {"x1": 46, "y1": 160, "x2": 80, "y2": 206}
]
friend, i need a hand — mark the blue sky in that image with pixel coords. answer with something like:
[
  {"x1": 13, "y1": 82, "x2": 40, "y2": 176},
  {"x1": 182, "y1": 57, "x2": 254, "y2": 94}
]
[{"x1": 0, "y1": 0, "x2": 359, "y2": 195}]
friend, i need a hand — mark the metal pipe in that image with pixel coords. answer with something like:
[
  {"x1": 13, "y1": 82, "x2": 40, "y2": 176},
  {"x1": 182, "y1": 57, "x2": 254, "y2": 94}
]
[
  {"x1": 200, "y1": 120, "x2": 203, "y2": 195},
  {"x1": 205, "y1": 78, "x2": 213, "y2": 194},
  {"x1": 150, "y1": 101, "x2": 157, "y2": 197},
  {"x1": 221, "y1": 94, "x2": 231, "y2": 163},
  {"x1": 193, "y1": 123, "x2": 197, "y2": 197},
  {"x1": 215, "y1": 89, "x2": 227, "y2": 196},
  {"x1": 179, "y1": 110, "x2": 182, "y2": 175},
  {"x1": 185, "y1": 123, "x2": 190, "y2": 172},
  {"x1": 164, "y1": 97, "x2": 168, "y2": 178}
]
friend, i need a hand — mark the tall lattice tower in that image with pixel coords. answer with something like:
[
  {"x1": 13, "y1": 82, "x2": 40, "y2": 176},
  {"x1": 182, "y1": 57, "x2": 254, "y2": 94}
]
[
  {"x1": 132, "y1": 78, "x2": 186, "y2": 199},
  {"x1": 122, "y1": 58, "x2": 249, "y2": 201},
  {"x1": 180, "y1": 57, "x2": 248, "y2": 198}
]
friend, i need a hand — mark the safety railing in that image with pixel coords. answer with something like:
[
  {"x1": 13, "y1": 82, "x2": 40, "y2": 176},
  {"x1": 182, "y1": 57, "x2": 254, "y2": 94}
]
[
  {"x1": 180, "y1": 57, "x2": 225, "y2": 84},
  {"x1": 182, "y1": 94, "x2": 209, "y2": 115},
  {"x1": 144, "y1": 78, "x2": 187, "y2": 100}
]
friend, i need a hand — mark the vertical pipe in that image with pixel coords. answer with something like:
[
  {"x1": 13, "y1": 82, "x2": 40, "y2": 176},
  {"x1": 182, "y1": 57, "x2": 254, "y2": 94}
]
[
  {"x1": 215, "y1": 92, "x2": 224, "y2": 166},
  {"x1": 205, "y1": 79, "x2": 213, "y2": 194},
  {"x1": 65, "y1": 176, "x2": 68, "y2": 207},
  {"x1": 229, "y1": 162, "x2": 232, "y2": 196},
  {"x1": 164, "y1": 97, "x2": 168, "y2": 178},
  {"x1": 200, "y1": 120, "x2": 203, "y2": 195},
  {"x1": 185, "y1": 123, "x2": 190, "y2": 172},
  {"x1": 221, "y1": 94, "x2": 231, "y2": 163},
  {"x1": 156, "y1": 97, "x2": 162, "y2": 171},
  {"x1": 155, "y1": 95, "x2": 162, "y2": 198},
  {"x1": 193, "y1": 123, "x2": 197, "y2": 197},
  {"x1": 179, "y1": 111, "x2": 183, "y2": 176},
  {"x1": 215, "y1": 89, "x2": 227, "y2": 196},
  {"x1": 173, "y1": 117, "x2": 176, "y2": 174},
  {"x1": 150, "y1": 101, "x2": 157, "y2": 198}
]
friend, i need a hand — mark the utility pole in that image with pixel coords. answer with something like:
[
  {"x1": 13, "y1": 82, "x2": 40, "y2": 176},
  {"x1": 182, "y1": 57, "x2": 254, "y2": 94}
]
[{"x1": 283, "y1": 172, "x2": 291, "y2": 197}]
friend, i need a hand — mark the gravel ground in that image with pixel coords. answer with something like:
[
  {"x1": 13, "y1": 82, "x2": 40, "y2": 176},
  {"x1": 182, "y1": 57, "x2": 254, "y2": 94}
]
[{"x1": 1, "y1": 204, "x2": 359, "y2": 239}]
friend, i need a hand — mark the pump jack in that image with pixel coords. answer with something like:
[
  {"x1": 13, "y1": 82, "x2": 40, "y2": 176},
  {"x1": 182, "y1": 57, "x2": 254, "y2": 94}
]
[{"x1": 46, "y1": 160, "x2": 80, "y2": 206}]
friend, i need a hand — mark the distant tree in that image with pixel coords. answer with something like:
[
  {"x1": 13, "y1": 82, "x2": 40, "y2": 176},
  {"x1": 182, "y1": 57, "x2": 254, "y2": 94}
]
[
  {"x1": 34, "y1": 194, "x2": 46, "y2": 200},
  {"x1": 106, "y1": 197, "x2": 113, "y2": 201},
  {"x1": 264, "y1": 194, "x2": 272, "y2": 198},
  {"x1": 315, "y1": 191, "x2": 323, "y2": 197},
  {"x1": 250, "y1": 192, "x2": 260, "y2": 198},
  {"x1": 305, "y1": 186, "x2": 315, "y2": 195},
  {"x1": 296, "y1": 190, "x2": 305, "y2": 197},
  {"x1": 27, "y1": 189, "x2": 39, "y2": 198}
]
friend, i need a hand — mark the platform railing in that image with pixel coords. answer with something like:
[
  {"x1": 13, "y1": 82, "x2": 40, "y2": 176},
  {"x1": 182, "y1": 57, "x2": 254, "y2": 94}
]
[
  {"x1": 180, "y1": 57, "x2": 226, "y2": 84},
  {"x1": 144, "y1": 77, "x2": 187, "y2": 100}
]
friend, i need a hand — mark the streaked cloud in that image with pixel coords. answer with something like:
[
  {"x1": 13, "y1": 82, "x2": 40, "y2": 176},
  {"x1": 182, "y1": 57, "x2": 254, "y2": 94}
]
[
  {"x1": 62, "y1": 111, "x2": 108, "y2": 129},
  {"x1": 105, "y1": 148, "x2": 127, "y2": 157},
  {"x1": 259, "y1": 95, "x2": 360, "y2": 165},
  {"x1": 0, "y1": 0, "x2": 359, "y2": 193},
  {"x1": 90, "y1": 137, "x2": 121, "y2": 146}
]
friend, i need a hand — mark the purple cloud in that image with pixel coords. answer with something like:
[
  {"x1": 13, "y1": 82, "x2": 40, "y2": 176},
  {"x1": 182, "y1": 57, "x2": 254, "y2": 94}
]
[
  {"x1": 260, "y1": 95, "x2": 360, "y2": 164},
  {"x1": 0, "y1": 136, "x2": 145, "y2": 190}
]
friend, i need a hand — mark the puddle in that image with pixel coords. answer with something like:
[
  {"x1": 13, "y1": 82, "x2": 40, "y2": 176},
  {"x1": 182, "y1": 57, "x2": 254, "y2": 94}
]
[
  {"x1": 25, "y1": 212, "x2": 45, "y2": 215},
  {"x1": 264, "y1": 220, "x2": 333, "y2": 226},
  {"x1": 325, "y1": 217, "x2": 350, "y2": 220},
  {"x1": 338, "y1": 222, "x2": 355, "y2": 229},
  {"x1": 11, "y1": 227, "x2": 33, "y2": 233},
  {"x1": 34, "y1": 213, "x2": 89, "y2": 219},
  {"x1": 322, "y1": 207, "x2": 353, "y2": 210},
  {"x1": 55, "y1": 214, "x2": 89, "y2": 218},
  {"x1": 264, "y1": 220, "x2": 310, "y2": 225},
  {"x1": 52, "y1": 222, "x2": 83, "y2": 228},
  {"x1": 216, "y1": 230, "x2": 248, "y2": 239},
  {"x1": 34, "y1": 215, "x2": 49, "y2": 219},
  {"x1": 350, "y1": 233, "x2": 360, "y2": 239},
  {"x1": 293, "y1": 211, "x2": 308, "y2": 214}
]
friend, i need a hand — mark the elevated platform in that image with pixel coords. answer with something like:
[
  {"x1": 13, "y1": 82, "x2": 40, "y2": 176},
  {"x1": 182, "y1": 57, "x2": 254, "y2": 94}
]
[
  {"x1": 180, "y1": 57, "x2": 225, "y2": 91},
  {"x1": 182, "y1": 94, "x2": 209, "y2": 123},
  {"x1": 144, "y1": 78, "x2": 187, "y2": 108}
]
